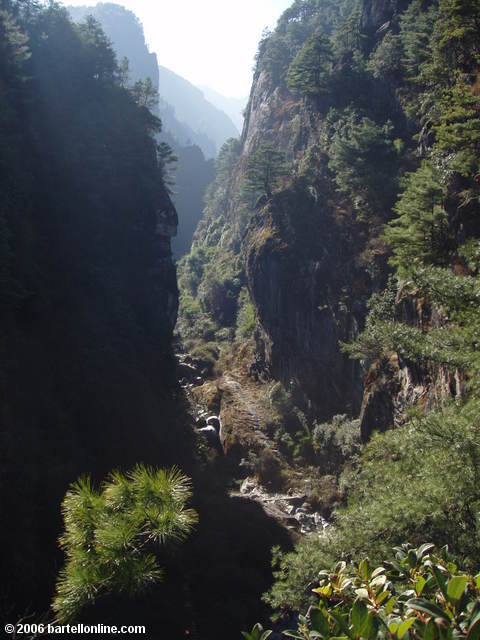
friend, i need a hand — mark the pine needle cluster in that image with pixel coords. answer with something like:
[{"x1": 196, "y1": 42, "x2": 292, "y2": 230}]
[{"x1": 53, "y1": 465, "x2": 198, "y2": 623}]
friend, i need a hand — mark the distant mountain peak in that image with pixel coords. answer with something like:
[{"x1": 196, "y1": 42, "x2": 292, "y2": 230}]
[
  {"x1": 198, "y1": 85, "x2": 247, "y2": 133},
  {"x1": 157, "y1": 65, "x2": 240, "y2": 156}
]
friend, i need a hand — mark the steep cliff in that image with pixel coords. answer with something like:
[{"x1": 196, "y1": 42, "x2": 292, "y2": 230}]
[
  {"x1": 186, "y1": 0, "x2": 409, "y2": 420},
  {"x1": 67, "y1": 3, "x2": 218, "y2": 257},
  {"x1": 0, "y1": 2, "x2": 184, "y2": 615}
]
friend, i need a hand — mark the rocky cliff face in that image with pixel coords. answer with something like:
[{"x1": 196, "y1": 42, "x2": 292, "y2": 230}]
[
  {"x1": 360, "y1": 0, "x2": 410, "y2": 32},
  {"x1": 359, "y1": 288, "x2": 464, "y2": 441},
  {"x1": 154, "y1": 201, "x2": 180, "y2": 329},
  {"x1": 244, "y1": 186, "x2": 369, "y2": 418},
  {"x1": 204, "y1": 19, "x2": 397, "y2": 418},
  {"x1": 188, "y1": 0, "x2": 437, "y2": 427}
]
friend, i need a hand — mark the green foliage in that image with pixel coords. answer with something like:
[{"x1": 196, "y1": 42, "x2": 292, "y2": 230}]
[
  {"x1": 367, "y1": 32, "x2": 403, "y2": 80},
  {"x1": 331, "y1": 2, "x2": 366, "y2": 57},
  {"x1": 0, "y1": 4, "x2": 30, "y2": 71},
  {"x1": 274, "y1": 543, "x2": 480, "y2": 639},
  {"x1": 433, "y1": 81, "x2": 480, "y2": 178},
  {"x1": 384, "y1": 161, "x2": 450, "y2": 276},
  {"x1": 178, "y1": 245, "x2": 217, "y2": 297},
  {"x1": 431, "y1": 1, "x2": 480, "y2": 186},
  {"x1": 53, "y1": 465, "x2": 198, "y2": 622},
  {"x1": 286, "y1": 31, "x2": 332, "y2": 95},
  {"x1": 130, "y1": 76, "x2": 158, "y2": 109},
  {"x1": 258, "y1": 33, "x2": 293, "y2": 85},
  {"x1": 434, "y1": 0, "x2": 480, "y2": 73},
  {"x1": 243, "y1": 143, "x2": 289, "y2": 201},
  {"x1": 328, "y1": 112, "x2": 398, "y2": 221},
  {"x1": 345, "y1": 265, "x2": 480, "y2": 381},
  {"x1": 312, "y1": 414, "x2": 361, "y2": 472},
  {"x1": 255, "y1": 0, "x2": 359, "y2": 87},
  {"x1": 266, "y1": 389, "x2": 480, "y2": 615},
  {"x1": 341, "y1": 277, "x2": 397, "y2": 362},
  {"x1": 401, "y1": 0, "x2": 480, "y2": 184},
  {"x1": 190, "y1": 342, "x2": 219, "y2": 375},
  {"x1": 270, "y1": 259, "x2": 480, "y2": 616},
  {"x1": 398, "y1": 0, "x2": 438, "y2": 77},
  {"x1": 203, "y1": 137, "x2": 241, "y2": 237},
  {"x1": 459, "y1": 239, "x2": 480, "y2": 275},
  {"x1": 242, "y1": 622, "x2": 272, "y2": 640},
  {"x1": 235, "y1": 287, "x2": 256, "y2": 341},
  {"x1": 177, "y1": 241, "x2": 243, "y2": 343}
]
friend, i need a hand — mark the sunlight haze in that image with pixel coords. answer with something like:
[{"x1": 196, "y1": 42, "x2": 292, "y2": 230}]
[{"x1": 63, "y1": 0, "x2": 292, "y2": 98}]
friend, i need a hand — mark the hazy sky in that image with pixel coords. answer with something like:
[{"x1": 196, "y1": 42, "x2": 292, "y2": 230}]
[{"x1": 64, "y1": 0, "x2": 292, "y2": 98}]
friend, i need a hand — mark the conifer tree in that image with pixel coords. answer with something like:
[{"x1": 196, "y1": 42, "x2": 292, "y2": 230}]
[
  {"x1": 286, "y1": 31, "x2": 332, "y2": 95},
  {"x1": 53, "y1": 466, "x2": 198, "y2": 623},
  {"x1": 243, "y1": 143, "x2": 289, "y2": 200},
  {"x1": 384, "y1": 161, "x2": 449, "y2": 275}
]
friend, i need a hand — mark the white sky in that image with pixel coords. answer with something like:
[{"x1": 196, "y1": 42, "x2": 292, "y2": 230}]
[{"x1": 63, "y1": 0, "x2": 293, "y2": 98}]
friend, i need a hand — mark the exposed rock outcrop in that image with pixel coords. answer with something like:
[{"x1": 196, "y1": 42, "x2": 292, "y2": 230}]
[
  {"x1": 244, "y1": 190, "x2": 369, "y2": 418},
  {"x1": 360, "y1": 289, "x2": 465, "y2": 441}
]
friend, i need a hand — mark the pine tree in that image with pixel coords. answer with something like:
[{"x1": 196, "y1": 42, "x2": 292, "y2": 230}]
[
  {"x1": 328, "y1": 113, "x2": 397, "y2": 222},
  {"x1": 398, "y1": 0, "x2": 438, "y2": 76},
  {"x1": 384, "y1": 161, "x2": 450, "y2": 275},
  {"x1": 53, "y1": 466, "x2": 198, "y2": 622},
  {"x1": 243, "y1": 143, "x2": 289, "y2": 200},
  {"x1": 435, "y1": 0, "x2": 480, "y2": 73},
  {"x1": 286, "y1": 31, "x2": 332, "y2": 95}
]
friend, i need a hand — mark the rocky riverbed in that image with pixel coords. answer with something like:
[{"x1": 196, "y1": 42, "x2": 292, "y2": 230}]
[
  {"x1": 176, "y1": 349, "x2": 329, "y2": 537},
  {"x1": 235, "y1": 477, "x2": 328, "y2": 536}
]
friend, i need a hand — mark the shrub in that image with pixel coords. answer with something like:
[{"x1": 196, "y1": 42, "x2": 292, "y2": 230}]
[
  {"x1": 384, "y1": 161, "x2": 450, "y2": 276},
  {"x1": 265, "y1": 393, "x2": 480, "y2": 616},
  {"x1": 257, "y1": 448, "x2": 284, "y2": 489},
  {"x1": 191, "y1": 342, "x2": 219, "y2": 376},
  {"x1": 276, "y1": 543, "x2": 480, "y2": 639},
  {"x1": 286, "y1": 31, "x2": 332, "y2": 95},
  {"x1": 312, "y1": 414, "x2": 361, "y2": 472},
  {"x1": 328, "y1": 112, "x2": 398, "y2": 222},
  {"x1": 236, "y1": 288, "x2": 256, "y2": 341}
]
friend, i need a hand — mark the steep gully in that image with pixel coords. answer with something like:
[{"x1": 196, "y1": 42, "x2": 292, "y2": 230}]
[{"x1": 175, "y1": 350, "x2": 328, "y2": 537}]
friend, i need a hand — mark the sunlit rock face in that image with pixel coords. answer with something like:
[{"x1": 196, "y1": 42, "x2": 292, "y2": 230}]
[{"x1": 193, "y1": 0, "x2": 419, "y2": 422}]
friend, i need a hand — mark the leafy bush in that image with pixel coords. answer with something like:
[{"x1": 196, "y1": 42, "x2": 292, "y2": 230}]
[
  {"x1": 345, "y1": 266, "x2": 480, "y2": 380},
  {"x1": 341, "y1": 277, "x2": 397, "y2": 362},
  {"x1": 277, "y1": 543, "x2": 480, "y2": 639},
  {"x1": 268, "y1": 383, "x2": 307, "y2": 441},
  {"x1": 191, "y1": 342, "x2": 219, "y2": 375},
  {"x1": 257, "y1": 448, "x2": 284, "y2": 489},
  {"x1": 242, "y1": 622, "x2": 272, "y2": 640},
  {"x1": 53, "y1": 466, "x2": 198, "y2": 622},
  {"x1": 258, "y1": 34, "x2": 293, "y2": 85},
  {"x1": 236, "y1": 287, "x2": 256, "y2": 341},
  {"x1": 398, "y1": 0, "x2": 438, "y2": 77},
  {"x1": 266, "y1": 393, "x2": 480, "y2": 616},
  {"x1": 312, "y1": 414, "x2": 361, "y2": 472},
  {"x1": 243, "y1": 143, "x2": 289, "y2": 202}
]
